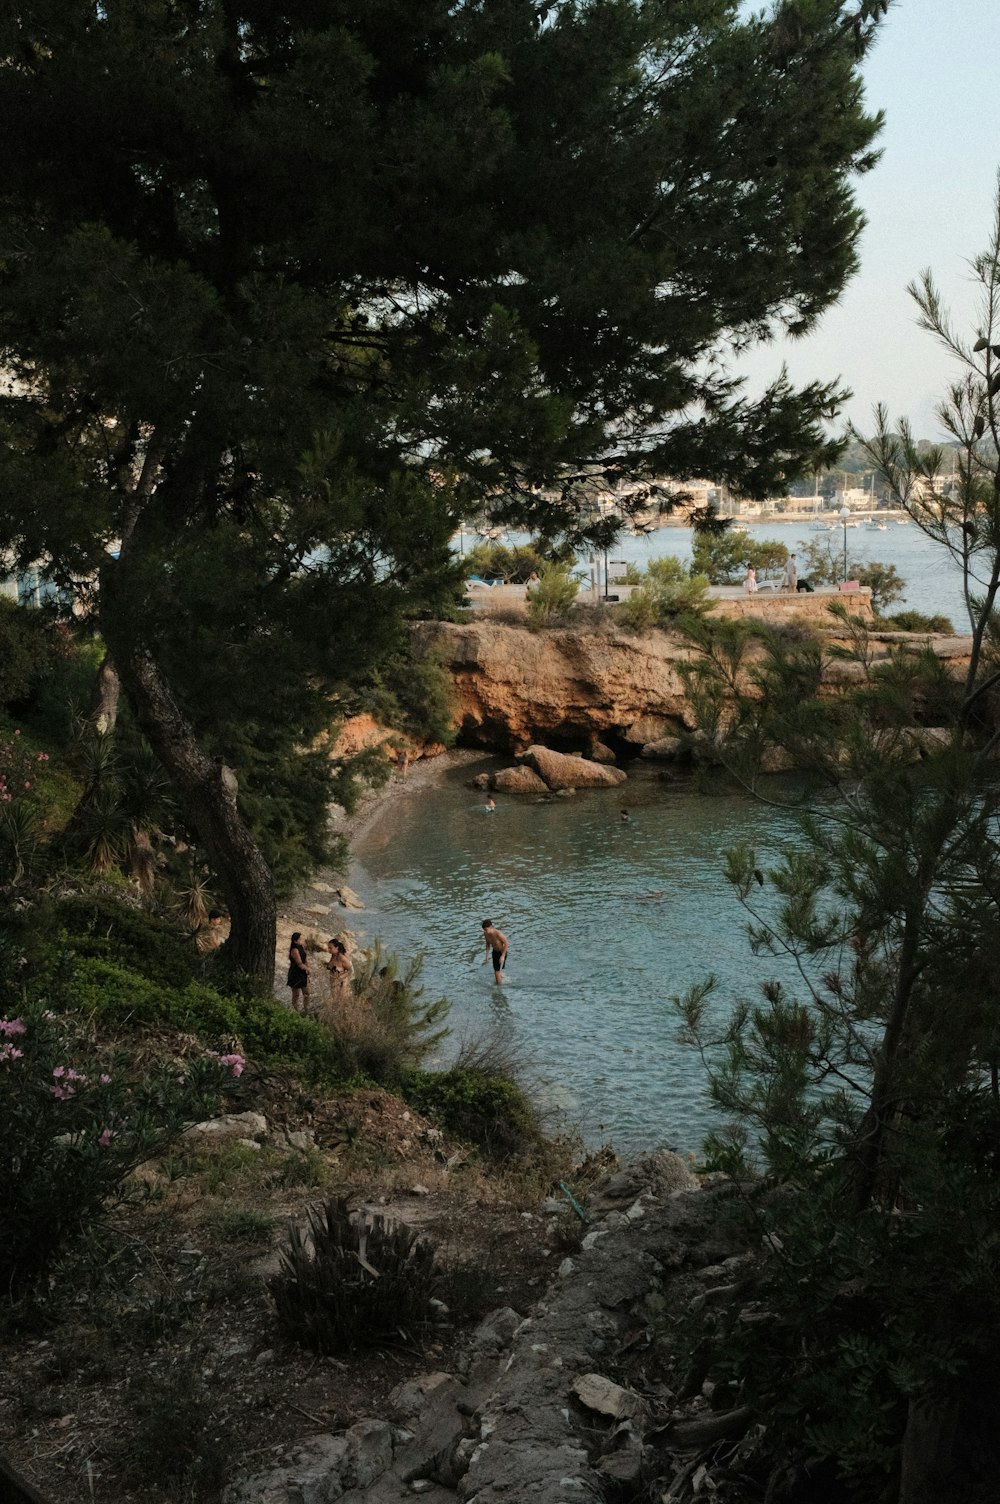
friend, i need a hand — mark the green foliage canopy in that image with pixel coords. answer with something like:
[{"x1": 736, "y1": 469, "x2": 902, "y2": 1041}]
[{"x1": 0, "y1": 0, "x2": 887, "y2": 977}]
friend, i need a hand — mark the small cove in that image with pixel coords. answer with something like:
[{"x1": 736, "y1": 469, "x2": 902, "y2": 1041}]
[{"x1": 347, "y1": 762, "x2": 805, "y2": 1153}]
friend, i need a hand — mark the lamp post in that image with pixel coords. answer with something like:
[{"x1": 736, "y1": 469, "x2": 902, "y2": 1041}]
[{"x1": 839, "y1": 503, "x2": 850, "y2": 582}]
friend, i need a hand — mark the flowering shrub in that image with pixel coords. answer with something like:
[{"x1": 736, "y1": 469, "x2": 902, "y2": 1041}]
[
  {"x1": 0, "y1": 1000, "x2": 244, "y2": 1304},
  {"x1": 0, "y1": 727, "x2": 51, "y2": 883},
  {"x1": 0, "y1": 726, "x2": 50, "y2": 805}
]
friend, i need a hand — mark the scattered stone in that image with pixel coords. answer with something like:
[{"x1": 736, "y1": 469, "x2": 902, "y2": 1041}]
[
  {"x1": 470, "y1": 1307, "x2": 522, "y2": 1353},
  {"x1": 390, "y1": 1373, "x2": 453, "y2": 1421},
  {"x1": 588, "y1": 739, "x2": 618, "y2": 764},
  {"x1": 595, "y1": 1433, "x2": 645, "y2": 1485},
  {"x1": 571, "y1": 1374, "x2": 646, "y2": 1422},
  {"x1": 285, "y1": 1130, "x2": 315, "y2": 1152},
  {"x1": 222, "y1": 1419, "x2": 397, "y2": 1503},
  {"x1": 638, "y1": 736, "x2": 683, "y2": 761},
  {"x1": 183, "y1": 1111, "x2": 268, "y2": 1144},
  {"x1": 336, "y1": 885, "x2": 365, "y2": 909},
  {"x1": 409, "y1": 1183, "x2": 431, "y2": 1196},
  {"x1": 623, "y1": 714, "x2": 675, "y2": 745}
]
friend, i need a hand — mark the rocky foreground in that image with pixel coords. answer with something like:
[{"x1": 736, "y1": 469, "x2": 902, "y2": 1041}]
[{"x1": 222, "y1": 1150, "x2": 747, "y2": 1504}]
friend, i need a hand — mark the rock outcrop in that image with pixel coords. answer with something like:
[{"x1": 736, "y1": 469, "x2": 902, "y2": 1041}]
[
  {"x1": 222, "y1": 1152, "x2": 758, "y2": 1504},
  {"x1": 419, "y1": 620, "x2": 697, "y2": 753},
  {"x1": 416, "y1": 620, "x2": 974, "y2": 757}
]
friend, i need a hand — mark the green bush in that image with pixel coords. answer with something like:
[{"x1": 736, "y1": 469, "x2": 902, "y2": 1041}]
[
  {"x1": 617, "y1": 572, "x2": 711, "y2": 631},
  {"x1": 404, "y1": 1065, "x2": 541, "y2": 1160},
  {"x1": 0, "y1": 997, "x2": 241, "y2": 1303},
  {"x1": 63, "y1": 955, "x2": 346, "y2": 1078},
  {"x1": 0, "y1": 599, "x2": 65, "y2": 709},
  {"x1": 270, "y1": 1196, "x2": 439, "y2": 1353},
  {"x1": 691, "y1": 530, "x2": 788, "y2": 584},
  {"x1": 879, "y1": 608, "x2": 955, "y2": 634},
  {"x1": 463, "y1": 539, "x2": 576, "y2": 584},
  {"x1": 526, "y1": 566, "x2": 579, "y2": 627},
  {"x1": 44, "y1": 895, "x2": 201, "y2": 988}
]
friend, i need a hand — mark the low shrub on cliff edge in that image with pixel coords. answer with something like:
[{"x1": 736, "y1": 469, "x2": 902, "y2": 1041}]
[{"x1": 404, "y1": 1034, "x2": 544, "y2": 1162}]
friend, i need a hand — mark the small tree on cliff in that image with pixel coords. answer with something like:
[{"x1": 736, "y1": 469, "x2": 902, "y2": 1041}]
[
  {"x1": 0, "y1": 1, "x2": 886, "y2": 983},
  {"x1": 675, "y1": 193, "x2": 1000, "y2": 1500}
]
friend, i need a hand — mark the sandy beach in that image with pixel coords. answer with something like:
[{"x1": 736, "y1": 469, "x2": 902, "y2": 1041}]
[{"x1": 273, "y1": 748, "x2": 487, "y2": 998}]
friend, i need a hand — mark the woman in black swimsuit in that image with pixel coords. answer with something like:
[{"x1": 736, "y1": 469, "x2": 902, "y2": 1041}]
[{"x1": 287, "y1": 931, "x2": 310, "y2": 1013}]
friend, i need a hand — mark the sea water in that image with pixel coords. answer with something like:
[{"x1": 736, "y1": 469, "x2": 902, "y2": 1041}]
[
  {"x1": 346, "y1": 523, "x2": 961, "y2": 1153},
  {"x1": 464, "y1": 519, "x2": 973, "y2": 629},
  {"x1": 348, "y1": 766, "x2": 806, "y2": 1153}
]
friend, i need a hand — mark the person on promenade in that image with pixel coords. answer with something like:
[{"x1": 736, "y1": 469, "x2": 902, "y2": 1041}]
[
  {"x1": 398, "y1": 750, "x2": 410, "y2": 780},
  {"x1": 287, "y1": 931, "x2": 310, "y2": 1013},
  {"x1": 482, "y1": 919, "x2": 508, "y2": 984},
  {"x1": 486, "y1": 796, "x2": 496, "y2": 813},
  {"x1": 782, "y1": 554, "x2": 798, "y2": 592},
  {"x1": 743, "y1": 565, "x2": 758, "y2": 594}
]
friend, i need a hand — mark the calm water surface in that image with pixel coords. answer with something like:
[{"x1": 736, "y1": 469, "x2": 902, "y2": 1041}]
[
  {"x1": 349, "y1": 523, "x2": 957, "y2": 1152},
  {"x1": 349, "y1": 767, "x2": 804, "y2": 1154}
]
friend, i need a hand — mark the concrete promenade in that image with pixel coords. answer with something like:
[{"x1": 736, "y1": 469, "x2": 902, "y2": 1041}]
[{"x1": 463, "y1": 580, "x2": 873, "y2": 622}]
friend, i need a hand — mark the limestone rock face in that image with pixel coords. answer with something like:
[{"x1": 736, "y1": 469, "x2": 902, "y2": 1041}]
[
  {"x1": 414, "y1": 619, "x2": 976, "y2": 758},
  {"x1": 418, "y1": 621, "x2": 695, "y2": 752},
  {"x1": 521, "y1": 744, "x2": 627, "y2": 791}
]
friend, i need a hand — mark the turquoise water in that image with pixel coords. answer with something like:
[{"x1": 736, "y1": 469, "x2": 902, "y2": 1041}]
[{"x1": 349, "y1": 764, "x2": 804, "y2": 1153}]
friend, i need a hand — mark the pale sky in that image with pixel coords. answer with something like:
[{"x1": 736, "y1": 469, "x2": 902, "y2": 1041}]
[{"x1": 738, "y1": 0, "x2": 1000, "y2": 441}]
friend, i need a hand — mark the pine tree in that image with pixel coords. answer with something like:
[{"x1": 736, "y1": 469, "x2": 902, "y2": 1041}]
[{"x1": 0, "y1": 1, "x2": 886, "y2": 981}]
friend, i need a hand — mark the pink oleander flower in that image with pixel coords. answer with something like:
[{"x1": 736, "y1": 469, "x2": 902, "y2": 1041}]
[
  {"x1": 216, "y1": 1052, "x2": 246, "y2": 1078},
  {"x1": 0, "y1": 1018, "x2": 27, "y2": 1036},
  {"x1": 100, "y1": 1073, "x2": 112, "y2": 1085},
  {"x1": 52, "y1": 1065, "x2": 66, "y2": 1078},
  {"x1": 0, "y1": 1044, "x2": 24, "y2": 1064},
  {"x1": 97, "y1": 1128, "x2": 114, "y2": 1148}
]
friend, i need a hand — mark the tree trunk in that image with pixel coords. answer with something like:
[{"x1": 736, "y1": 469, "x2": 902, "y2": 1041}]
[
  {"x1": 103, "y1": 630, "x2": 276, "y2": 986},
  {"x1": 898, "y1": 1395, "x2": 959, "y2": 1504},
  {"x1": 88, "y1": 654, "x2": 121, "y2": 735},
  {"x1": 849, "y1": 909, "x2": 923, "y2": 1211}
]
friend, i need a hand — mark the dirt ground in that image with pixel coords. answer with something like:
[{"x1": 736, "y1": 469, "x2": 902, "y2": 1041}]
[{"x1": 0, "y1": 1070, "x2": 600, "y2": 1504}]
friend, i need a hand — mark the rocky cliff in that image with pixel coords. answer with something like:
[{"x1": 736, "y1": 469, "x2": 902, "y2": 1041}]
[
  {"x1": 419, "y1": 620, "x2": 700, "y2": 754},
  {"x1": 417, "y1": 619, "x2": 972, "y2": 758}
]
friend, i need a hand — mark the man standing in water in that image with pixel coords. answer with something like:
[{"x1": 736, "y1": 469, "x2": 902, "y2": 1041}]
[{"x1": 482, "y1": 919, "x2": 508, "y2": 984}]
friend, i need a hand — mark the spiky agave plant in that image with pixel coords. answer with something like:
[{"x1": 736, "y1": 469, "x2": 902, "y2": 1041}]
[{"x1": 270, "y1": 1196, "x2": 438, "y2": 1353}]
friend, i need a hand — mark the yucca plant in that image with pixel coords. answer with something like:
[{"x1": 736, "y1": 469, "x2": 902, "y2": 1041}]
[{"x1": 270, "y1": 1196, "x2": 438, "y2": 1353}]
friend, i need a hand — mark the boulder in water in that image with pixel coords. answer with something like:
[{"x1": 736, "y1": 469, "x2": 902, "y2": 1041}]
[{"x1": 521, "y1": 745, "x2": 626, "y2": 791}]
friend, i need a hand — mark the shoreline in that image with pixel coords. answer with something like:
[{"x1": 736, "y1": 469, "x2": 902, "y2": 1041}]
[{"x1": 273, "y1": 748, "x2": 489, "y2": 997}]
